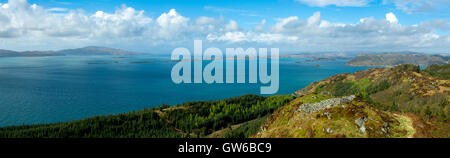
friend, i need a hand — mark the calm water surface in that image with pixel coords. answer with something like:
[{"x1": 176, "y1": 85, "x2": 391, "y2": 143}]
[{"x1": 0, "y1": 55, "x2": 371, "y2": 127}]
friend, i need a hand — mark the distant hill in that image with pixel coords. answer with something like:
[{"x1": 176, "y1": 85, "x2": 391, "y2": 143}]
[
  {"x1": 0, "y1": 49, "x2": 61, "y2": 57},
  {"x1": 281, "y1": 52, "x2": 355, "y2": 60},
  {"x1": 58, "y1": 46, "x2": 140, "y2": 56},
  {"x1": 0, "y1": 46, "x2": 139, "y2": 57},
  {"x1": 345, "y1": 53, "x2": 449, "y2": 67},
  {"x1": 0, "y1": 49, "x2": 20, "y2": 57}
]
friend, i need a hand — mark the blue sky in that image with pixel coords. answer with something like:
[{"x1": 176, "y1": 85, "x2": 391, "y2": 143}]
[
  {"x1": 0, "y1": 0, "x2": 449, "y2": 53},
  {"x1": 27, "y1": 0, "x2": 449, "y2": 28}
]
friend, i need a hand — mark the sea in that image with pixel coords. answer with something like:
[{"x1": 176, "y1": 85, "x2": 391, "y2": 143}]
[{"x1": 0, "y1": 55, "x2": 371, "y2": 127}]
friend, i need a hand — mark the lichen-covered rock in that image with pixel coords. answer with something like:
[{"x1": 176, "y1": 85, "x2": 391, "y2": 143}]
[
  {"x1": 297, "y1": 95, "x2": 356, "y2": 114},
  {"x1": 355, "y1": 117, "x2": 368, "y2": 133}
]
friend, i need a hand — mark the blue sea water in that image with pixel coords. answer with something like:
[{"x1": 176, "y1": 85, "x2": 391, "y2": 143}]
[{"x1": 0, "y1": 55, "x2": 371, "y2": 127}]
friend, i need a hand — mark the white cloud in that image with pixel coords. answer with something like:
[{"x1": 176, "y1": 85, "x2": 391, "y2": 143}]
[
  {"x1": 224, "y1": 20, "x2": 239, "y2": 31},
  {"x1": 0, "y1": 1, "x2": 154, "y2": 39},
  {"x1": 385, "y1": 12, "x2": 398, "y2": 23},
  {"x1": 0, "y1": 0, "x2": 206, "y2": 49},
  {"x1": 271, "y1": 12, "x2": 335, "y2": 35},
  {"x1": 297, "y1": 0, "x2": 450, "y2": 14},
  {"x1": 46, "y1": 7, "x2": 68, "y2": 12},
  {"x1": 207, "y1": 32, "x2": 248, "y2": 43},
  {"x1": 0, "y1": 0, "x2": 448, "y2": 53},
  {"x1": 254, "y1": 11, "x2": 448, "y2": 52},
  {"x1": 272, "y1": 16, "x2": 301, "y2": 33},
  {"x1": 384, "y1": 0, "x2": 450, "y2": 14},
  {"x1": 155, "y1": 9, "x2": 189, "y2": 39},
  {"x1": 193, "y1": 16, "x2": 226, "y2": 34},
  {"x1": 307, "y1": 12, "x2": 321, "y2": 25},
  {"x1": 204, "y1": 6, "x2": 248, "y2": 13},
  {"x1": 296, "y1": 0, "x2": 372, "y2": 7},
  {"x1": 418, "y1": 19, "x2": 450, "y2": 31},
  {"x1": 90, "y1": 5, "x2": 153, "y2": 38},
  {"x1": 195, "y1": 16, "x2": 216, "y2": 25},
  {"x1": 206, "y1": 31, "x2": 299, "y2": 44},
  {"x1": 253, "y1": 19, "x2": 266, "y2": 32}
]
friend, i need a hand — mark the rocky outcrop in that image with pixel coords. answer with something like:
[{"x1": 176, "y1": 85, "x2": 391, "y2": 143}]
[
  {"x1": 297, "y1": 95, "x2": 356, "y2": 114},
  {"x1": 355, "y1": 117, "x2": 367, "y2": 133}
]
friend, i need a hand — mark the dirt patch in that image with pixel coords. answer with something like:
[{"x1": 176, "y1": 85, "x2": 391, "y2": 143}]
[{"x1": 404, "y1": 113, "x2": 434, "y2": 138}]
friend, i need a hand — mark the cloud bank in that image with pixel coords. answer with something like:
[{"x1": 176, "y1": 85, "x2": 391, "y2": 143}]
[{"x1": 0, "y1": 0, "x2": 448, "y2": 53}]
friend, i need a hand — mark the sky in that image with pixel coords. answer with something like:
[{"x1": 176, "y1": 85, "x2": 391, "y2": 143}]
[{"x1": 0, "y1": 0, "x2": 449, "y2": 54}]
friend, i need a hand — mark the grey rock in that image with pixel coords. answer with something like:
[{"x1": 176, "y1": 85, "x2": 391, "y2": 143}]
[
  {"x1": 326, "y1": 128, "x2": 334, "y2": 134},
  {"x1": 297, "y1": 95, "x2": 356, "y2": 114},
  {"x1": 355, "y1": 117, "x2": 368, "y2": 133}
]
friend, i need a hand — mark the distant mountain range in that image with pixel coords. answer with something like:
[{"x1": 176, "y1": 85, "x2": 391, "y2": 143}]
[
  {"x1": 346, "y1": 53, "x2": 449, "y2": 67},
  {"x1": 280, "y1": 52, "x2": 355, "y2": 59},
  {"x1": 0, "y1": 46, "x2": 140, "y2": 57}
]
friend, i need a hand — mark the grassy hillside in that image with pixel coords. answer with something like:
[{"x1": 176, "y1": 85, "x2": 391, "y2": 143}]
[
  {"x1": 423, "y1": 64, "x2": 450, "y2": 80},
  {"x1": 300, "y1": 64, "x2": 449, "y2": 120},
  {"x1": 263, "y1": 64, "x2": 449, "y2": 138},
  {"x1": 255, "y1": 94, "x2": 415, "y2": 138},
  {"x1": 0, "y1": 95, "x2": 293, "y2": 138}
]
